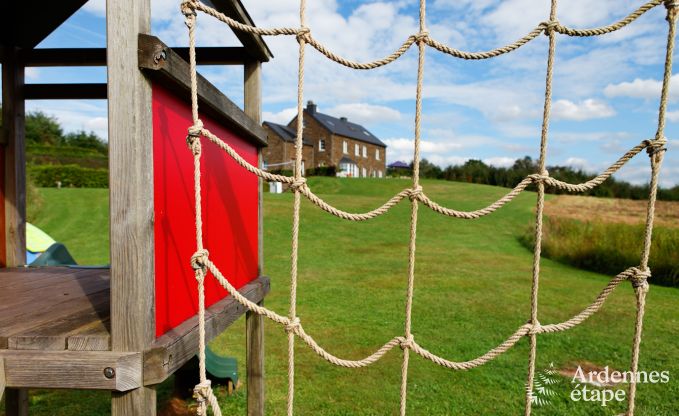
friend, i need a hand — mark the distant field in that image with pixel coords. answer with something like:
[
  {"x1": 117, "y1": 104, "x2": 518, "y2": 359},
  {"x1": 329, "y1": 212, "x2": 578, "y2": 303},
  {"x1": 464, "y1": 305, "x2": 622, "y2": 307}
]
[
  {"x1": 532, "y1": 194, "x2": 679, "y2": 287},
  {"x1": 3, "y1": 179, "x2": 678, "y2": 415},
  {"x1": 545, "y1": 195, "x2": 679, "y2": 228}
]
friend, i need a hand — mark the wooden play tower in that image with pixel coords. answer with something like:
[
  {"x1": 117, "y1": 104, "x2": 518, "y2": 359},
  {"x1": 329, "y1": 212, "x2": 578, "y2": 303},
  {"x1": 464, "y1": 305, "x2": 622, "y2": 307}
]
[{"x1": 0, "y1": 1, "x2": 271, "y2": 414}]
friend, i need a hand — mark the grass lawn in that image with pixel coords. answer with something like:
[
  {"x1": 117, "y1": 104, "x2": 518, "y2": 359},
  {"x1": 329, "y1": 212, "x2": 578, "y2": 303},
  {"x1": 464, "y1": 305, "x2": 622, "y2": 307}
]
[{"x1": 3, "y1": 178, "x2": 678, "y2": 415}]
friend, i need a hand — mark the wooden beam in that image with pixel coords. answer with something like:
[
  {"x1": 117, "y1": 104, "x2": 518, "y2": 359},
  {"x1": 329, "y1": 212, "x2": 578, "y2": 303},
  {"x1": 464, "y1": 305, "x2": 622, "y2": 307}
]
[
  {"x1": 4, "y1": 388, "x2": 28, "y2": 416},
  {"x1": 1, "y1": 47, "x2": 26, "y2": 268},
  {"x1": 138, "y1": 34, "x2": 267, "y2": 147},
  {"x1": 24, "y1": 83, "x2": 107, "y2": 100},
  {"x1": 208, "y1": 0, "x2": 272, "y2": 62},
  {"x1": 21, "y1": 48, "x2": 107, "y2": 67},
  {"x1": 108, "y1": 0, "x2": 156, "y2": 413},
  {"x1": 244, "y1": 60, "x2": 266, "y2": 416},
  {"x1": 143, "y1": 276, "x2": 270, "y2": 385},
  {"x1": 0, "y1": 350, "x2": 141, "y2": 391},
  {"x1": 0, "y1": 357, "x2": 5, "y2": 402},
  {"x1": 19, "y1": 47, "x2": 253, "y2": 67}
]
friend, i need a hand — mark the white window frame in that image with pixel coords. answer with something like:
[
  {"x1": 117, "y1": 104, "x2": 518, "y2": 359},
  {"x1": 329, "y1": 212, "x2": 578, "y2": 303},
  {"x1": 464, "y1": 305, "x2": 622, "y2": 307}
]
[
  {"x1": 375, "y1": 149, "x2": 380, "y2": 160},
  {"x1": 343, "y1": 141, "x2": 348, "y2": 154},
  {"x1": 319, "y1": 139, "x2": 325, "y2": 152},
  {"x1": 355, "y1": 143, "x2": 360, "y2": 156},
  {"x1": 362, "y1": 167, "x2": 367, "y2": 177},
  {"x1": 362, "y1": 145, "x2": 367, "y2": 158}
]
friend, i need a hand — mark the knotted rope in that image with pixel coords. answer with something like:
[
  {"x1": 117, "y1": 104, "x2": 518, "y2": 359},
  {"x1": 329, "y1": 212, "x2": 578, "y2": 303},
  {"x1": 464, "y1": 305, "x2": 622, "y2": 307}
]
[{"x1": 179, "y1": 0, "x2": 675, "y2": 414}]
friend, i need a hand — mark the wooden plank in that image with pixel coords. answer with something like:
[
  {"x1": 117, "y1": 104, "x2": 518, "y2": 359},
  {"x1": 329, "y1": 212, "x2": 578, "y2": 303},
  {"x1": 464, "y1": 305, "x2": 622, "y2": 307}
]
[
  {"x1": 7, "y1": 292, "x2": 109, "y2": 350},
  {"x1": 4, "y1": 388, "x2": 28, "y2": 416},
  {"x1": 244, "y1": 59, "x2": 266, "y2": 416},
  {"x1": 1, "y1": 47, "x2": 26, "y2": 267},
  {"x1": 209, "y1": 0, "x2": 272, "y2": 62},
  {"x1": 0, "y1": 350, "x2": 141, "y2": 391},
  {"x1": 67, "y1": 317, "x2": 111, "y2": 351},
  {"x1": 24, "y1": 83, "x2": 107, "y2": 100},
  {"x1": 143, "y1": 276, "x2": 269, "y2": 385},
  {"x1": 0, "y1": 357, "x2": 5, "y2": 402},
  {"x1": 108, "y1": 0, "x2": 156, "y2": 413},
  {"x1": 138, "y1": 34, "x2": 267, "y2": 147},
  {"x1": 0, "y1": 289, "x2": 109, "y2": 350}
]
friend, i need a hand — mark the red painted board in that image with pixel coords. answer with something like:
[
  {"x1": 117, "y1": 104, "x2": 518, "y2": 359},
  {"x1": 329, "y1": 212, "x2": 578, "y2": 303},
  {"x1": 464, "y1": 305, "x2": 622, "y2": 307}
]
[{"x1": 153, "y1": 83, "x2": 259, "y2": 337}]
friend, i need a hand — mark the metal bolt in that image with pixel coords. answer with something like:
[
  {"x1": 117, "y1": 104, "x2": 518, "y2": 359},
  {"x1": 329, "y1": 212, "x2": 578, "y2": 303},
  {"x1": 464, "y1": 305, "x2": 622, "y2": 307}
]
[{"x1": 104, "y1": 367, "x2": 116, "y2": 379}]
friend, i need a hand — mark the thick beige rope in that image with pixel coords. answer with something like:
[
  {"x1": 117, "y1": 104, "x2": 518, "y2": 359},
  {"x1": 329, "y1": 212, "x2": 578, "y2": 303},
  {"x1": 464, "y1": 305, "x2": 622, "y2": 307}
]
[{"x1": 179, "y1": 0, "x2": 676, "y2": 414}]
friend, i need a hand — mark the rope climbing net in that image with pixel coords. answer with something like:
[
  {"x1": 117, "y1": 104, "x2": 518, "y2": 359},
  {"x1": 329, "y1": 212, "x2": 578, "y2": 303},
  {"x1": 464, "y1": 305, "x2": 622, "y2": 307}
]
[{"x1": 179, "y1": 0, "x2": 677, "y2": 414}]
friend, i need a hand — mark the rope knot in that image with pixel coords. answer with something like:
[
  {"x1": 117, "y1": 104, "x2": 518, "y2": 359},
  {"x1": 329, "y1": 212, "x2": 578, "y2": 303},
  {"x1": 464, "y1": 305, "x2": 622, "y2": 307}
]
[
  {"x1": 541, "y1": 20, "x2": 560, "y2": 35},
  {"x1": 186, "y1": 121, "x2": 204, "y2": 155},
  {"x1": 666, "y1": 0, "x2": 679, "y2": 21},
  {"x1": 191, "y1": 249, "x2": 209, "y2": 272},
  {"x1": 409, "y1": 185, "x2": 423, "y2": 201},
  {"x1": 193, "y1": 380, "x2": 212, "y2": 416},
  {"x1": 181, "y1": 0, "x2": 197, "y2": 17},
  {"x1": 629, "y1": 267, "x2": 651, "y2": 292},
  {"x1": 285, "y1": 317, "x2": 301, "y2": 334},
  {"x1": 527, "y1": 320, "x2": 542, "y2": 335},
  {"x1": 529, "y1": 170, "x2": 549, "y2": 183},
  {"x1": 296, "y1": 27, "x2": 311, "y2": 44},
  {"x1": 645, "y1": 136, "x2": 668, "y2": 157},
  {"x1": 400, "y1": 334, "x2": 414, "y2": 350},
  {"x1": 290, "y1": 177, "x2": 307, "y2": 192},
  {"x1": 414, "y1": 31, "x2": 429, "y2": 44}
]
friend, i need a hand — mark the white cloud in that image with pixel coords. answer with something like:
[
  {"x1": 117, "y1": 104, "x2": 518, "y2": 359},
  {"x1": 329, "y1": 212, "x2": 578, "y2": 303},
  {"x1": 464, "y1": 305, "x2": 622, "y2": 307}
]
[
  {"x1": 325, "y1": 103, "x2": 401, "y2": 125},
  {"x1": 604, "y1": 75, "x2": 679, "y2": 100},
  {"x1": 666, "y1": 110, "x2": 679, "y2": 122},
  {"x1": 563, "y1": 157, "x2": 590, "y2": 170},
  {"x1": 26, "y1": 100, "x2": 109, "y2": 140},
  {"x1": 551, "y1": 99, "x2": 615, "y2": 121},
  {"x1": 383, "y1": 138, "x2": 462, "y2": 154},
  {"x1": 262, "y1": 107, "x2": 298, "y2": 124}
]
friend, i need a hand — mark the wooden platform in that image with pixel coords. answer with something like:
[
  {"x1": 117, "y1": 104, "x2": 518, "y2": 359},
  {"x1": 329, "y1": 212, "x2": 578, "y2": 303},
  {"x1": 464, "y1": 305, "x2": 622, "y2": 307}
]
[
  {"x1": 0, "y1": 267, "x2": 269, "y2": 390},
  {"x1": 0, "y1": 267, "x2": 110, "y2": 351}
]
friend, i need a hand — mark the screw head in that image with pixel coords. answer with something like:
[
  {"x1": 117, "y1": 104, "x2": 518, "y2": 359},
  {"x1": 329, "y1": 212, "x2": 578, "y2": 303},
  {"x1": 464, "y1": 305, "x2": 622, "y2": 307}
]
[{"x1": 104, "y1": 367, "x2": 116, "y2": 379}]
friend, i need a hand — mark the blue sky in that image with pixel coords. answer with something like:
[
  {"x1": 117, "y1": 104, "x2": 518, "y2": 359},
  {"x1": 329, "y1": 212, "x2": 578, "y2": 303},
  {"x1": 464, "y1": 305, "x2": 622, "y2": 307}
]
[{"x1": 12, "y1": 0, "x2": 679, "y2": 186}]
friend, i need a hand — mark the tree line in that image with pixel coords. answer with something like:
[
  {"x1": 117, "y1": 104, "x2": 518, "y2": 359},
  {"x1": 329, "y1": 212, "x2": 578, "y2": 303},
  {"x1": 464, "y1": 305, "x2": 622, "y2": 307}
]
[{"x1": 389, "y1": 157, "x2": 679, "y2": 201}]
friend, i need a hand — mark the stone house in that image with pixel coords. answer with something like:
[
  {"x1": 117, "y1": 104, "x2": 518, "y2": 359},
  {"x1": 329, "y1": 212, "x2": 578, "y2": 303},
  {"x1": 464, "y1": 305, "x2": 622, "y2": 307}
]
[
  {"x1": 264, "y1": 101, "x2": 387, "y2": 178},
  {"x1": 262, "y1": 121, "x2": 314, "y2": 173}
]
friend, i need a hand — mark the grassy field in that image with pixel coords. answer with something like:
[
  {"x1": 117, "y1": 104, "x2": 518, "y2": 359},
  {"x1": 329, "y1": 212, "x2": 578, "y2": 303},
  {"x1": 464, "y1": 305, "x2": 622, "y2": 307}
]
[{"x1": 2, "y1": 178, "x2": 678, "y2": 415}]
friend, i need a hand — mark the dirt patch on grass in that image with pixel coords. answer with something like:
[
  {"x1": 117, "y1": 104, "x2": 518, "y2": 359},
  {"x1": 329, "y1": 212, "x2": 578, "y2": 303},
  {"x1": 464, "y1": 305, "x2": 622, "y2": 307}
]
[
  {"x1": 558, "y1": 361, "x2": 624, "y2": 387},
  {"x1": 545, "y1": 195, "x2": 679, "y2": 227}
]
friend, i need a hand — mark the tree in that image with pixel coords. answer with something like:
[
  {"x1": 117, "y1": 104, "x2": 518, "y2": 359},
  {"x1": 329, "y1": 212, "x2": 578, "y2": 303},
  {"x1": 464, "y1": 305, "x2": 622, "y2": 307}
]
[
  {"x1": 61, "y1": 130, "x2": 108, "y2": 154},
  {"x1": 25, "y1": 111, "x2": 63, "y2": 145}
]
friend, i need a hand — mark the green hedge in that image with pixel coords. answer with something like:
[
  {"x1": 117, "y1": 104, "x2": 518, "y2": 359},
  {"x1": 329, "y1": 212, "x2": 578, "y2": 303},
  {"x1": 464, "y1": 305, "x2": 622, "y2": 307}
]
[
  {"x1": 27, "y1": 144, "x2": 107, "y2": 158},
  {"x1": 29, "y1": 164, "x2": 109, "y2": 188}
]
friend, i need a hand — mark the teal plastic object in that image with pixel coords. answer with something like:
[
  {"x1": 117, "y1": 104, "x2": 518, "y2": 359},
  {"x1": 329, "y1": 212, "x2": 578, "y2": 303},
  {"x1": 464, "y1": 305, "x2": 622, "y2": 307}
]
[
  {"x1": 205, "y1": 347, "x2": 239, "y2": 386},
  {"x1": 30, "y1": 242, "x2": 77, "y2": 266}
]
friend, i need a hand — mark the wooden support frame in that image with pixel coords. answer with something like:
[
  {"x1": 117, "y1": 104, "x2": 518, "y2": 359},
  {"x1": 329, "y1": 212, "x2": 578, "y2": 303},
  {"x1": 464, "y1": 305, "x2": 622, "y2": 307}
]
[
  {"x1": 0, "y1": 350, "x2": 141, "y2": 391},
  {"x1": 1, "y1": 46, "x2": 26, "y2": 268},
  {"x1": 18, "y1": 46, "x2": 254, "y2": 67},
  {"x1": 24, "y1": 83, "x2": 108, "y2": 100},
  {"x1": 107, "y1": 0, "x2": 156, "y2": 414},
  {"x1": 244, "y1": 60, "x2": 266, "y2": 416}
]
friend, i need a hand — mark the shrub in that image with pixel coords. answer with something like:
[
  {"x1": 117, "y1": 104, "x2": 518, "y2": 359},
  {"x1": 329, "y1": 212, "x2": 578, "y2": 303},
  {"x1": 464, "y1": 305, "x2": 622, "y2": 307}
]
[
  {"x1": 29, "y1": 164, "x2": 109, "y2": 188},
  {"x1": 520, "y1": 216, "x2": 679, "y2": 287},
  {"x1": 306, "y1": 166, "x2": 336, "y2": 177}
]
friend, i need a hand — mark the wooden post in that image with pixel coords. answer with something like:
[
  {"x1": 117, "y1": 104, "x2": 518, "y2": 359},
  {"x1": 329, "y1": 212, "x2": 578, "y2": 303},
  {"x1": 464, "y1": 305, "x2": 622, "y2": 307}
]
[
  {"x1": 0, "y1": 357, "x2": 5, "y2": 402},
  {"x1": 244, "y1": 60, "x2": 265, "y2": 416},
  {"x1": 1, "y1": 46, "x2": 27, "y2": 268},
  {"x1": 107, "y1": 0, "x2": 156, "y2": 414},
  {"x1": 2, "y1": 45, "x2": 29, "y2": 416}
]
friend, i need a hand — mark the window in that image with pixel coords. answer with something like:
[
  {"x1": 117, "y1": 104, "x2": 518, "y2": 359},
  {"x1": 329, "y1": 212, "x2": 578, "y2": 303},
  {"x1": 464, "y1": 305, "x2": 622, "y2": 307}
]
[
  {"x1": 362, "y1": 146, "x2": 367, "y2": 158},
  {"x1": 355, "y1": 143, "x2": 360, "y2": 156},
  {"x1": 319, "y1": 139, "x2": 325, "y2": 152},
  {"x1": 362, "y1": 167, "x2": 367, "y2": 177},
  {"x1": 378, "y1": 170, "x2": 383, "y2": 178},
  {"x1": 343, "y1": 141, "x2": 348, "y2": 154},
  {"x1": 376, "y1": 149, "x2": 380, "y2": 160}
]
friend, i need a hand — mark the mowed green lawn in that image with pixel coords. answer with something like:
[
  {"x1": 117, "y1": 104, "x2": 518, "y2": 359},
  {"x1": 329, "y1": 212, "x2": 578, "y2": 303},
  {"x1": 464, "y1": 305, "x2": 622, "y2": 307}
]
[{"x1": 4, "y1": 178, "x2": 678, "y2": 415}]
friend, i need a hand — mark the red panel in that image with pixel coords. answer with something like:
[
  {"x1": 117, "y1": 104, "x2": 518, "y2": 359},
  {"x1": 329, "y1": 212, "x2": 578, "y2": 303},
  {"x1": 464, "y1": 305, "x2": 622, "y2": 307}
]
[{"x1": 153, "y1": 84, "x2": 259, "y2": 337}]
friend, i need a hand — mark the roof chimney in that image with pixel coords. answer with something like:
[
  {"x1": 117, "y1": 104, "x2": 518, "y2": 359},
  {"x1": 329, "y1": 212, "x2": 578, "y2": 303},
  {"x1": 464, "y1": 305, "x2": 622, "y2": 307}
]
[
  {"x1": 306, "y1": 100, "x2": 317, "y2": 114},
  {"x1": 340, "y1": 117, "x2": 348, "y2": 122}
]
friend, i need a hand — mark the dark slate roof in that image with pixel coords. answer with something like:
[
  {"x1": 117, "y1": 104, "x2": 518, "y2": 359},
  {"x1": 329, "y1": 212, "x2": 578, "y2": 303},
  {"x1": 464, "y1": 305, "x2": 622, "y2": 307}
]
[
  {"x1": 339, "y1": 156, "x2": 357, "y2": 165},
  {"x1": 263, "y1": 121, "x2": 312, "y2": 146},
  {"x1": 388, "y1": 161, "x2": 410, "y2": 169},
  {"x1": 306, "y1": 110, "x2": 387, "y2": 148}
]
